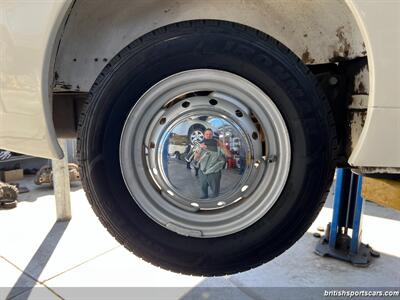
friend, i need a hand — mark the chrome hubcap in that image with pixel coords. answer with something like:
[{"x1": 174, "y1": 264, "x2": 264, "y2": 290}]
[{"x1": 120, "y1": 69, "x2": 291, "y2": 237}]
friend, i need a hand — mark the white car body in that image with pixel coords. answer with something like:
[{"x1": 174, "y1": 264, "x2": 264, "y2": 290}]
[{"x1": 0, "y1": 0, "x2": 399, "y2": 173}]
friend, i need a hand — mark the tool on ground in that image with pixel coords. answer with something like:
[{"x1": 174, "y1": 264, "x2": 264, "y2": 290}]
[
  {"x1": 34, "y1": 163, "x2": 80, "y2": 186},
  {"x1": 0, "y1": 181, "x2": 18, "y2": 209}
]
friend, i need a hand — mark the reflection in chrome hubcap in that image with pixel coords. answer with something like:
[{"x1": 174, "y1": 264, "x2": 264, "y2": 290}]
[
  {"x1": 148, "y1": 95, "x2": 262, "y2": 210},
  {"x1": 120, "y1": 70, "x2": 291, "y2": 237},
  {"x1": 190, "y1": 130, "x2": 204, "y2": 144}
]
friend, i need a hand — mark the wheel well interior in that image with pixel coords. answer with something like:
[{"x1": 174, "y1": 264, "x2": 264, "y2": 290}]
[{"x1": 53, "y1": 0, "x2": 367, "y2": 92}]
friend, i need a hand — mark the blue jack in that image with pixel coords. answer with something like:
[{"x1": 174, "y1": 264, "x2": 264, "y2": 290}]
[{"x1": 315, "y1": 168, "x2": 380, "y2": 266}]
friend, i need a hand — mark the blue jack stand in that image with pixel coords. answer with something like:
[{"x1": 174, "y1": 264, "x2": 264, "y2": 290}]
[{"x1": 315, "y1": 168, "x2": 380, "y2": 266}]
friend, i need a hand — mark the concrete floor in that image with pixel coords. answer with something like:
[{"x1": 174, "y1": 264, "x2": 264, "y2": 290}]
[{"x1": 0, "y1": 175, "x2": 399, "y2": 300}]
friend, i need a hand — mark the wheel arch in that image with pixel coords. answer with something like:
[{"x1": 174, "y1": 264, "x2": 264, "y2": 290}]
[{"x1": 53, "y1": 0, "x2": 367, "y2": 93}]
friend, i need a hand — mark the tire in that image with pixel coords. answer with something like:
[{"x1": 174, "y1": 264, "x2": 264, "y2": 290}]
[{"x1": 77, "y1": 20, "x2": 337, "y2": 276}]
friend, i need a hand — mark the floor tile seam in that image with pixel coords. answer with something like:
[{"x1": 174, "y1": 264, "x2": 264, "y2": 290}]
[
  {"x1": 41, "y1": 245, "x2": 121, "y2": 283},
  {"x1": 226, "y1": 277, "x2": 266, "y2": 300},
  {"x1": 1, "y1": 257, "x2": 63, "y2": 300}
]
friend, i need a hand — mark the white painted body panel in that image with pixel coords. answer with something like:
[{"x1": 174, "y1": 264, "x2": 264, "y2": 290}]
[
  {"x1": 0, "y1": 0, "x2": 399, "y2": 169},
  {"x1": 346, "y1": 0, "x2": 400, "y2": 167},
  {"x1": 0, "y1": 1, "x2": 71, "y2": 159}
]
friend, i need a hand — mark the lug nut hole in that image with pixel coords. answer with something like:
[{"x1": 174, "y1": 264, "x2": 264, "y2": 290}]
[
  {"x1": 182, "y1": 101, "x2": 190, "y2": 108},
  {"x1": 235, "y1": 110, "x2": 243, "y2": 117},
  {"x1": 209, "y1": 99, "x2": 218, "y2": 105}
]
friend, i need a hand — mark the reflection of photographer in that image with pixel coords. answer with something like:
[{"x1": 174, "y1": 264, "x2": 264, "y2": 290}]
[{"x1": 193, "y1": 129, "x2": 231, "y2": 199}]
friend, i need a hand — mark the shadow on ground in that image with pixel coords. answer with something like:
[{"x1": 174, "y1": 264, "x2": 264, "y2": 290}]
[{"x1": 6, "y1": 221, "x2": 69, "y2": 300}]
